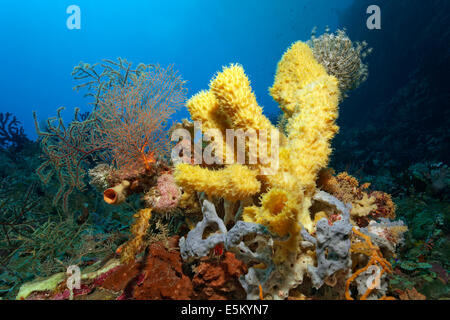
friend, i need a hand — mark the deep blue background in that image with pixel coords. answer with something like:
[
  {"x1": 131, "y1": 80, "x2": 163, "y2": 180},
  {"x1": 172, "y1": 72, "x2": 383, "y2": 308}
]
[{"x1": 0, "y1": 0, "x2": 354, "y2": 139}]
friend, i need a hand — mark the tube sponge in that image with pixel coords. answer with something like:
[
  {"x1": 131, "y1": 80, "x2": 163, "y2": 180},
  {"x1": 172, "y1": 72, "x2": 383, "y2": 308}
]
[
  {"x1": 186, "y1": 90, "x2": 231, "y2": 134},
  {"x1": 242, "y1": 188, "x2": 297, "y2": 237},
  {"x1": 103, "y1": 180, "x2": 130, "y2": 205},
  {"x1": 210, "y1": 64, "x2": 275, "y2": 133},
  {"x1": 174, "y1": 163, "x2": 261, "y2": 202},
  {"x1": 283, "y1": 75, "x2": 339, "y2": 189},
  {"x1": 267, "y1": 41, "x2": 340, "y2": 192},
  {"x1": 269, "y1": 41, "x2": 333, "y2": 114},
  {"x1": 177, "y1": 41, "x2": 340, "y2": 238}
]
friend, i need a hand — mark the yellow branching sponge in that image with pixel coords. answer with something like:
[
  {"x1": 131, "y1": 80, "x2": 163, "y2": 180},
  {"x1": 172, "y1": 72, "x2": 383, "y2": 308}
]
[
  {"x1": 174, "y1": 163, "x2": 261, "y2": 202},
  {"x1": 186, "y1": 90, "x2": 230, "y2": 133},
  {"x1": 209, "y1": 64, "x2": 283, "y2": 167},
  {"x1": 186, "y1": 90, "x2": 233, "y2": 160},
  {"x1": 175, "y1": 41, "x2": 341, "y2": 262}
]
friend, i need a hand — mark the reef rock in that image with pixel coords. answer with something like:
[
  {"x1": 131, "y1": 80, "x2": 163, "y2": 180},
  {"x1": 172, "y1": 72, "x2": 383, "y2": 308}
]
[
  {"x1": 192, "y1": 252, "x2": 248, "y2": 300},
  {"x1": 132, "y1": 237, "x2": 193, "y2": 300},
  {"x1": 101, "y1": 236, "x2": 193, "y2": 300}
]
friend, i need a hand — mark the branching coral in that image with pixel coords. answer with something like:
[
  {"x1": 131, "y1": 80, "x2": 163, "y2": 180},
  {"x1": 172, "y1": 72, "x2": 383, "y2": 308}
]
[
  {"x1": 33, "y1": 107, "x2": 106, "y2": 211},
  {"x1": 95, "y1": 63, "x2": 187, "y2": 170}
]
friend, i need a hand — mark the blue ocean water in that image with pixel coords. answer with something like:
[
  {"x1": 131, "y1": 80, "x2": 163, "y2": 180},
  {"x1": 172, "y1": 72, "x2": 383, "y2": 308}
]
[{"x1": 0, "y1": 0, "x2": 353, "y2": 139}]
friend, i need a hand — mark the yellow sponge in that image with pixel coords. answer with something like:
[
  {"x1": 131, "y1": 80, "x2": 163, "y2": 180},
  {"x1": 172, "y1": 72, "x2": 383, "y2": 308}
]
[
  {"x1": 186, "y1": 90, "x2": 231, "y2": 133},
  {"x1": 267, "y1": 42, "x2": 340, "y2": 193},
  {"x1": 269, "y1": 41, "x2": 331, "y2": 114},
  {"x1": 210, "y1": 64, "x2": 274, "y2": 132},
  {"x1": 242, "y1": 188, "x2": 297, "y2": 237},
  {"x1": 174, "y1": 163, "x2": 261, "y2": 202}
]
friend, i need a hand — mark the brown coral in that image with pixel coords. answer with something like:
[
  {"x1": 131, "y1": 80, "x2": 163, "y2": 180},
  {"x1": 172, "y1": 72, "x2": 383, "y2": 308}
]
[
  {"x1": 192, "y1": 252, "x2": 248, "y2": 300},
  {"x1": 317, "y1": 170, "x2": 362, "y2": 204}
]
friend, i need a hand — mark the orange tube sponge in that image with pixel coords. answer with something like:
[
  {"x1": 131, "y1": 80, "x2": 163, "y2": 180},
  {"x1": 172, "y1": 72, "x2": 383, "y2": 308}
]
[{"x1": 103, "y1": 180, "x2": 130, "y2": 205}]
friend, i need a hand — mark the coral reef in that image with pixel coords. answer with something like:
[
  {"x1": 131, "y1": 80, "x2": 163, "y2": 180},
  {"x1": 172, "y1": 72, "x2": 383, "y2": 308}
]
[
  {"x1": 17, "y1": 237, "x2": 193, "y2": 300},
  {"x1": 7, "y1": 21, "x2": 448, "y2": 301}
]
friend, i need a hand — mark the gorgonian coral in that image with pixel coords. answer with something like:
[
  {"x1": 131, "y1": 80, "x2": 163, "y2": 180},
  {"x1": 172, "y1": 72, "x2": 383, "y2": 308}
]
[
  {"x1": 33, "y1": 107, "x2": 106, "y2": 211},
  {"x1": 308, "y1": 27, "x2": 372, "y2": 98},
  {"x1": 95, "y1": 64, "x2": 187, "y2": 171},
  {"x1": 34, "y1": 59, "x2": 187, "y2": 211}
]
